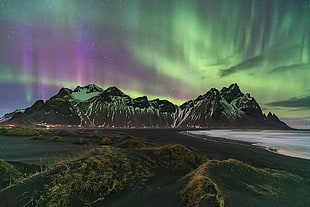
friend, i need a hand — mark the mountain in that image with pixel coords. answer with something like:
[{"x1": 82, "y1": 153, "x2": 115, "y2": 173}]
[
  {"x1": 4, "y1": 84, "x2": 289, "y2": 129},
  {"x1": 0, "y1": 109, "x2": 25, "y2": 123}
]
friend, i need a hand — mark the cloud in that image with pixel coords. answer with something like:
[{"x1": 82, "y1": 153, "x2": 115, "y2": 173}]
[
  {"x1": 269, "y1": 63, "x2": 310, "y2": 73},
  {"x1": 282, "y1": 117, "x2": 310, "y2": 121},
  {"x1": 267, "y1": 96, "x2": 310, "y2": 109},
  {"x1": 219, "y1": 42, "x2": 305, "y2": 77},
  {"x1": 219, "y1": 55, "x2": 264, "y2": 77}
]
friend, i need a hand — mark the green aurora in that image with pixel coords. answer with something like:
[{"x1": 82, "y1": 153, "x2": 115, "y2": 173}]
[{"x1": 0, "y1": 0, "x2": 309, "y2": 127}]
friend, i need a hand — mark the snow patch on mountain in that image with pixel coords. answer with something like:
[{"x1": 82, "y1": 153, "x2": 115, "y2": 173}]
[
  {"x1": 4, "y1": 83, "x2": 289, "y2": 129},
  {"x1": 71, "y1": 89, "x2": 101, "y2": 101},
  {"x1": 71, "y1": 84, "x2": 103, "y2": 101}
]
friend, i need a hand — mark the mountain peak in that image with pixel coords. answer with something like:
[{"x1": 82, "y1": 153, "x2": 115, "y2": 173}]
[
  {"x1": 73, "y1": 84, "x2": 103, "y2": 93},
  {"x1": 133, "y1": 96, "x2": 150, "y2": 108},
  {"x1": 229, "y1": 83, "x2": 240, "y2": 89},
  {"x1": 52, "y1": 87, "x2": 73, "y2": 99},
  {"x1": 220, "y1": 83, "x2": 243, "y2": 103},
  {"x1": 104, "y1": 86, "x2": 124, "y2": 96},
  {"x1": 4, "y1": 83, "x2": 289, "y2": 129}
]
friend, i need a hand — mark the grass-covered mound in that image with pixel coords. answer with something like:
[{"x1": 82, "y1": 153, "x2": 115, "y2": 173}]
[
  {"x1": 117, "y1": 138, "x2": 146, "y2": 149},
  {"x1": 182, "y1": 159, "x2": 309, "y2": 207},
  {"x1": 2, "y1": 144, "x2": 205, "y2": 207},
  {"x1": 137, "y1": 144, "x2": 207, "y2": 170},
  {"x1": 30, "y1": 135, "x2": 46, "y2": 140},
  {"x1": 115, "y1": 134, "x2": 157, "y2": 149},
  {"x1": 181, "y1": 163, "x2": 224, "y2": 207},
  {"x1": 4, "y1": 126, "x2": 40, "y2": 136},
  {"x1": 99, "y1": 136, "x2": 113, "y2": 145},
  {"x1": 56, "y1": 130, "x2": 79, "y2": 137},
  {"x1": 73, "y1": 138, "x2": 88, "y2": 145},
  {"x1": 1, "y1": 128, "x2": 309, "y2": 207},
  {"x1": 0, "y1": 160, "x2": 23, "y2": 189},
  {"x1": 0, "y1": 127, "x2": 9, "y2": 135},
  {"x1": 49, "y1": 136, "x2": 63, "y2": 142}
]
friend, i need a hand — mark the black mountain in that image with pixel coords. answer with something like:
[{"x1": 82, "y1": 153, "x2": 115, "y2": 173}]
[{"x1": 6, "y1": 84, "x2": 289, "y2": 129}]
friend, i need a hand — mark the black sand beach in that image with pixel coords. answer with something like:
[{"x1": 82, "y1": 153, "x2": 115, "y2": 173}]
[
  {"x1": 0, "y1": 128, "x2": 309, "y2": 207},
  {"x1": 125, "y1": 129, "x2": 310, "y2": 178}
]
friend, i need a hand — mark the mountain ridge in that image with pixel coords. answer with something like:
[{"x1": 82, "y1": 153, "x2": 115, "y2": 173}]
[{"x1": 3, "y1": 83, "x2": 289, "y2": 129}]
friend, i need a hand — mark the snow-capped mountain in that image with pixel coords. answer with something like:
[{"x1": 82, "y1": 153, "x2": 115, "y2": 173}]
[
  {"x1": 4, "y1": 84, "x2": 289, "y2": 129},
  {"x1": 51, "y1": 84, "x2": 103, "y2": 101}
]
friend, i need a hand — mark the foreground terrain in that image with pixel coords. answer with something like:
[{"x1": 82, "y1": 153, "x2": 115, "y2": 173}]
[{"x1": 0, "y1": 127, "x2": 309, "y2": 207}]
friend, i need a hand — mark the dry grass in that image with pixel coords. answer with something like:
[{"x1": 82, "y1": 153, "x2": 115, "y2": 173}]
[
  {"x1": 117, "y1": 138, "x2": 146, "y2": 149},
  {"x1": 39, "y1": 146, "x2": 154, "y2": 206},
  {"x1": 145, "y1": 144, "x2": 208, "y2": 169},
  {"x1": 5, "y1": 127, "x2": 40, "y2": 136},
  {"x1": 99, "y1": 136, "x2": 113, "y2": 145},
  {"x1": 0, "y1": 160, "x2": 23, "y2": 189},
  {"x1": 56, "y1": 131, "x2": 79, "y2": 137},
  {"x1": 16, "y1": 143, "x2": 207, "y2": 206},
  {"x1": 181, "y1": 162, "x2": 224, "y2": 207},
  {"x1": 87, "y1": 134, "x2": 101, "y2": 139},
  {"x1": 49, "y1": 136, "x2": 63, "y2": 142},
  {"x1": 205, "y1": 159, "x2": 303, "y2": 198},
  {"x1": 181, "y1": 158, "x2": 304, "y2": 207},
  {"x1": 30, "y1": 135, "x2": 46, "y2": 140},
  {"x1": 73, "y1": 138, "x2": 88, "y2": 145}
]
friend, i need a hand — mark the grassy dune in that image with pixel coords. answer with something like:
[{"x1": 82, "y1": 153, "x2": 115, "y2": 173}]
[
  {"x1": 0, "y1": 160, "x2": 23, "y2": 190},
  {"x1": 207, "y1": 159, "x2": 309, "y2": 207},
  {"x1": 0, "y1": 128, "x2": 309, "y2": 207},
  {"x1": 0, "y1": 126, "x2": 40, "y2": 136},
  {"x1": 181, "y1": 159, "x2": 309, "y2": 207},
  {"x1": 0, "y1": 144, "x2": 205, "y2": 206}
]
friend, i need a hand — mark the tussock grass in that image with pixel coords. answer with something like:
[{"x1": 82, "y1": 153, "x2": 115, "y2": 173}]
[
  {"x1": 15, "y1": 143, "x2": 207, "y2": 206},
  {"x1": 56, "y1": 131, "x2": 78, "y2": 137},
  {"x1": 181, "y1": 159, "x2": 305, "y2": 207},
  {"x1": 141, "y1": 144, "x2": 208, "y2": 170},
  {"x1": 38, "y1": 147, "x2": 154, "y2": 206},
  {"x1": 117, "y1": 138, "x2": 146, "y2": 149},
  {"x1": 0, "y1": 127, "x2": 9, "y2": 135},
  {"x1": 73, "y1": 138, "x2": 88, "y2": 145},
  {"x1": 30, "y1": 135, "x2": 46, "y2": 140},
  {"x1": 205, "y1": 159, "x2": 303, "y2": 198},
  {"x1": 49, "y1": 136, "x2": 63, "y2": 142},
  {"x1": 181, "y1": 162, "x2": 224, "y2": 207},
  {"x1": 5, "y1": 127, "x2": 40, "y2": 136},
  {"x1": 87, "y1": 134, "x2": 100, "y2": 139},
  {"x1": 99, "y1": 136, "x2": 112, "y2": 145},
  {"x1": 0, "y1": 160, "x2": 23, "y2": 189}
]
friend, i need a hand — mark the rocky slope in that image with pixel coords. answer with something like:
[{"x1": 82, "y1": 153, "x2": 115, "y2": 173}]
[
  {"x1": 5, "y1": 83, "x2": 289, "y2": 129},
  {"x1": 0, "y1": 109, "x2": 25, "y2": 123}
]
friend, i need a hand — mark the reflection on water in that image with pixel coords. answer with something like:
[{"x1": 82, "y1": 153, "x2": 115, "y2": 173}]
[{"x1": 187, "y1": 130, "x2": 310, "y2": 160}]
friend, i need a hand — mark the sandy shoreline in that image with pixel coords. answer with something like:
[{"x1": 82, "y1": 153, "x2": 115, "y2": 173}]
[
  {"x1": 1, "y1": 128, "x2": 310, "y2": 207},
  {"x1": 124, "y1": 129, "x2": 310, "y2": 179},
  {"x1": 1, "y1": 128, "x2": 310, "y2": 179},
  {"x1": 183, "y1": 129, "x2": 310, "y2": 160}
]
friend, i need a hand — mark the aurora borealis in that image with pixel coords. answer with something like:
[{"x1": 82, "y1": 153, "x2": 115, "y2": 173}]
[{"x1": 0, "y1": 0, "x2": 309, "y2": 128}]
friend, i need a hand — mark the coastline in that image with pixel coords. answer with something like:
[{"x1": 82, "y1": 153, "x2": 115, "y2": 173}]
[
  {"x1": 1, "y1": 128, "x2": 310, "y2": 206},
  {"x1": 183, "y1": 129, "x2": 310, "y2": 160},
  {"x1": 125, "y1": 129, "x2": 310, "y2": 179}
]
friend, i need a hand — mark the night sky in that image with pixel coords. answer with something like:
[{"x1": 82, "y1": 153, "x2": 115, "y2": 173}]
[{"x1": 0, "y1": 0, "x2": 309, "y2": 128}]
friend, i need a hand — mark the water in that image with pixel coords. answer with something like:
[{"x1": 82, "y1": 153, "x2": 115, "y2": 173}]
[{"x1": 187, "y1": 130, "x2": 310, "y2": 160}]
